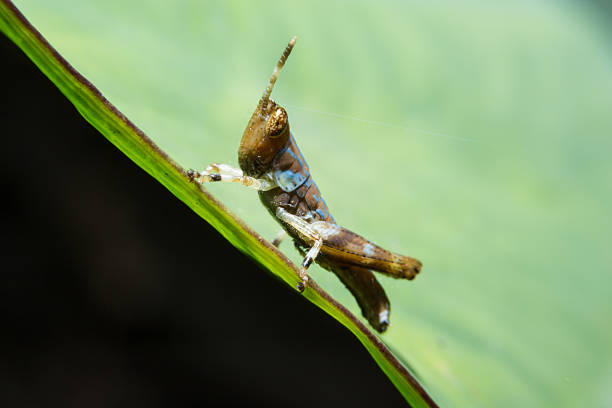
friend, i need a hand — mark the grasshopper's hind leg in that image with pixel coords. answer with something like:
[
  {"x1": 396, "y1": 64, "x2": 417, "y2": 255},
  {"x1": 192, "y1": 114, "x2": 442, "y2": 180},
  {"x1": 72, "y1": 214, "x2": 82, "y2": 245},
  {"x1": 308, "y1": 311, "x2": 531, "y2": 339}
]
[
  {"x1": 294, "y1": 242, "x2": 391, "y2": 332},
  {"x1": 332, "y1": 265, "x2": 391, "y2": 333},
  {"x1": 188, "y1": 163, "x2": 276, "y2": 191},
  {"x1": 275, "y1": 208, "x2": 324, "y2": 292},
  {"x1": 297, "y1": 237, "x2": 323, "y2": 292}
]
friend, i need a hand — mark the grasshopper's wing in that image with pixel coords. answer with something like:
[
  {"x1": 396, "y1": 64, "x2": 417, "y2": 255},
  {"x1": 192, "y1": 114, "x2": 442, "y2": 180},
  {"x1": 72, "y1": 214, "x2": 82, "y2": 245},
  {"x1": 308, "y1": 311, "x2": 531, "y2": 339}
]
[
  {"x1": 329, "y1": 263, "x2": 391, "y2": 333},
  {"x1": 311, "y1": 222, "x2": 422, "y2": 280}
]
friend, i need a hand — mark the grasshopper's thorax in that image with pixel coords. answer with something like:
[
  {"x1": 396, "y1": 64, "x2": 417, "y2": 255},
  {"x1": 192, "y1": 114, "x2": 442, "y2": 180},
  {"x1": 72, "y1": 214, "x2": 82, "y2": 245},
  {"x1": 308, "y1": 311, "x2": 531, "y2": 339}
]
[
  {"x1": 259, "y1": 133, "x2": 334, "y2": 228},
  {"x1": 238, "y1": 99, "x2": 290, "y2": 177}
]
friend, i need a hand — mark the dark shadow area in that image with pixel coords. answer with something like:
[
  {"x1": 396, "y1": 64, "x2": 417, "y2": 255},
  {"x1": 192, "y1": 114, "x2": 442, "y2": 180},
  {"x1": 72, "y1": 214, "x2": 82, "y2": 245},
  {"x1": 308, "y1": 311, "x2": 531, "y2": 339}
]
[{"x1": 0, "y1": 33, "x2": 407, "y2": 407}]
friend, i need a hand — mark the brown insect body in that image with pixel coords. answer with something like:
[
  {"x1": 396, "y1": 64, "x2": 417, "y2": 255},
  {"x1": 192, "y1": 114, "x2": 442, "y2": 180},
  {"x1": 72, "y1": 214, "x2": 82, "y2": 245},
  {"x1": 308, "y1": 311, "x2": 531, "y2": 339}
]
[
  {"x1": 234, "y1": 38, "x2": 421, "y2": 332},
  {"x1": 191, "y1": 37, "x2": 421, "y2": 332}
]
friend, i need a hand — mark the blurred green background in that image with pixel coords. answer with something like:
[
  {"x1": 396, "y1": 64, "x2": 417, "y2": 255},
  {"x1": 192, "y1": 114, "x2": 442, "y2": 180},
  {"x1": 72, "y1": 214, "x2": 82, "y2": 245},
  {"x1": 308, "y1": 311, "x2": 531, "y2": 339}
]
[{"x1": 13, "y1": 0, "x2": 612, "y2": 406}]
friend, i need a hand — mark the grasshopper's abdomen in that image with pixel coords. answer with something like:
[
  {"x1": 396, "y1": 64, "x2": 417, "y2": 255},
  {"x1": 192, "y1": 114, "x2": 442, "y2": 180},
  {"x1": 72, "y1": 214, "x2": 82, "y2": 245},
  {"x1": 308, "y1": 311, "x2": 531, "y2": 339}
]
[{"x1": 259, "y1": 134, "x2": 334, "y2": 224}]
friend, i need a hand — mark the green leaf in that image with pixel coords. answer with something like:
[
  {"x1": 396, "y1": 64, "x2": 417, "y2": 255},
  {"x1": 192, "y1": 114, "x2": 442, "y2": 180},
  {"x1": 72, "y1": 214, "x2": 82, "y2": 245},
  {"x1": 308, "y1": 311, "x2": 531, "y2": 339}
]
[
  {"x1": 0, "y1": 0, "x2": 436, "y2": 406},
  {"x1": 3, "y1": 0, "x2": 612, "y2": 406}
]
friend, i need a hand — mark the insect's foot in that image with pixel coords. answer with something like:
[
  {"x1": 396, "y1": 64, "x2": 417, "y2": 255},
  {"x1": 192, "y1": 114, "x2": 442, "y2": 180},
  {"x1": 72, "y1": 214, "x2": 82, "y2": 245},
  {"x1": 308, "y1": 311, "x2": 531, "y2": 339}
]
[
  {"x1": 366, "y1": 309, "x2": 390, "y2": 333},
  {"x1": 377, "y1": 320, "x2": 389, "y2": 333},
  {"x1": 377, "y1": 311, "x2": 390, "y2": 333},
  {"x1": 296, "y1": 275, "x2": 309, "y2": 293},
  {"x1": 186, "y1": 168, "x2": 196, "y2": 181},
  {"x1": 189, "y1": 170, "x2": 222, "y2": 184}
]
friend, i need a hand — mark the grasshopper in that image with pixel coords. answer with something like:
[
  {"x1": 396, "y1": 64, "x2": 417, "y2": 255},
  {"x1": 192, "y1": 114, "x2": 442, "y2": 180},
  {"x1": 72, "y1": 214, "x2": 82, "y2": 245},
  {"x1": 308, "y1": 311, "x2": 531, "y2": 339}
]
[{"x1": 189, "y1": 37, "x2": 422, "y2": 332}]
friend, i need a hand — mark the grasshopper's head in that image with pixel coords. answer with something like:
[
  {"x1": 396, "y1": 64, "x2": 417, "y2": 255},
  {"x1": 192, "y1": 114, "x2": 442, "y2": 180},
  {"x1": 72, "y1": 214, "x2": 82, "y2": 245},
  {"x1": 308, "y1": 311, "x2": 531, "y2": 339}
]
[{"x1": 238, "y1": 37, "x2": 296, "y2": 177}]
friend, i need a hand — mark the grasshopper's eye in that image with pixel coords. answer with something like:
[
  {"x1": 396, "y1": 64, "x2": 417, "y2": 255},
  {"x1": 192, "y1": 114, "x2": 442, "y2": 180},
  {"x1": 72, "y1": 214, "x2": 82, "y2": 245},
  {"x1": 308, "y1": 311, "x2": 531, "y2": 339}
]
[{"x1": 265, "y1": 106, "x2": 288, "y2": 138}]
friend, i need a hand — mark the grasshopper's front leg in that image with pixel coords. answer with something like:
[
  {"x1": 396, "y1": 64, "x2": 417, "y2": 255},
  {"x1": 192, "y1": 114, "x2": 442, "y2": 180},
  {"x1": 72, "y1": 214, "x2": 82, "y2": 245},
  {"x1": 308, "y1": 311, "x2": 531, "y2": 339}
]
[
  {"x1": 188, "y1": 163, "x2": 276, "y2": 191},
  {"x1": 276, "y1": 208, "x2": 324, "y2": 292},
  {"x1": 188, "y1": 164, "x2": 291, "y2": 252}
]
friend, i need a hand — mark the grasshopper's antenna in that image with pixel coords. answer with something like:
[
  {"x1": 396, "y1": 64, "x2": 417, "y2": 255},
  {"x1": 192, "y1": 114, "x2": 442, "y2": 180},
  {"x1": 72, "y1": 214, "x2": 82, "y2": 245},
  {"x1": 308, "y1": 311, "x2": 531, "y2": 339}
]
[{"x1": 261, "y1": 36, "x2": 297, "y2": 104}]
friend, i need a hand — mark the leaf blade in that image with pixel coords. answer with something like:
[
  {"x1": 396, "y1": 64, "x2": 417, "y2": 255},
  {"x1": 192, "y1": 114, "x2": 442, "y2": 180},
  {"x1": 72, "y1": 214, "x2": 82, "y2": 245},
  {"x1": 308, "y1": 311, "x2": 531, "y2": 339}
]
[{"x1": 0, "y1": 1, "x2": 436, "y2": 405}]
